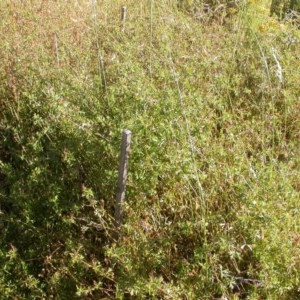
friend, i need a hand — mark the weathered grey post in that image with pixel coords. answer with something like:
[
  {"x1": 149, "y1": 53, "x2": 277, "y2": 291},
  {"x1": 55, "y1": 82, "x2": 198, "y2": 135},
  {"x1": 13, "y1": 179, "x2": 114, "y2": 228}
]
[
  {"x1": 114, "y1": 129, "x2": 131, "y2": 228},
  {"x1": 121, "y1": 5, "x2": 127, "y2": 32}
]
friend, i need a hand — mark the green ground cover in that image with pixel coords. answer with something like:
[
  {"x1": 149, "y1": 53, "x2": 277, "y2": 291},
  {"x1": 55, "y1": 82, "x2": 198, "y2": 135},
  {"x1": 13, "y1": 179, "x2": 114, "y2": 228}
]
[{"x1": 0, "y1": 0, "x2": 300, "y2": 298}]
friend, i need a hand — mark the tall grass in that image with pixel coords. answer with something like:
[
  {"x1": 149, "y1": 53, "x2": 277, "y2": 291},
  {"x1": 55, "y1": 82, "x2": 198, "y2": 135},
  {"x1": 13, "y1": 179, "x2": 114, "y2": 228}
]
[{"x1": 0, "y1": 0, "x2": 300, "y2": 298}]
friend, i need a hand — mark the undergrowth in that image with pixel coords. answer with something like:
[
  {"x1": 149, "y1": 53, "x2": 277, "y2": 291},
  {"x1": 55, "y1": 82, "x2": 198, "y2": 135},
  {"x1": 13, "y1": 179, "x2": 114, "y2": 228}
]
[{"x1": 0, "y1": 0, "x2": 299, "y2": 299}]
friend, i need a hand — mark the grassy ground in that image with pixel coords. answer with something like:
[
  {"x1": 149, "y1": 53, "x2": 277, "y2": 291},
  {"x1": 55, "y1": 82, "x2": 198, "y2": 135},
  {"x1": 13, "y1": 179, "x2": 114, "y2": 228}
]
[{"x1": 0, "y1": 0, "x2": 300, "y2": 299}]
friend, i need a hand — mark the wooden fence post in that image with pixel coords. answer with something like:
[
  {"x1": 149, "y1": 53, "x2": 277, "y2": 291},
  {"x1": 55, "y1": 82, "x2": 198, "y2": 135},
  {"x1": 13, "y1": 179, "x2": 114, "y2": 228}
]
[
  {"x1": 121, "y1": 5, "x2": 127, "y2": 32},
  {"x1": 114, "y1": 129, "x2": 132, "y2": 228}
]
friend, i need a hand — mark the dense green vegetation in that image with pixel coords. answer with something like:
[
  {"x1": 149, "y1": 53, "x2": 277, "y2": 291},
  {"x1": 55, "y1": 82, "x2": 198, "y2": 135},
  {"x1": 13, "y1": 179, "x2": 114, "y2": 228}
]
[{"x1": 0, "y1": 0, "x2": 300, "y2": 298}]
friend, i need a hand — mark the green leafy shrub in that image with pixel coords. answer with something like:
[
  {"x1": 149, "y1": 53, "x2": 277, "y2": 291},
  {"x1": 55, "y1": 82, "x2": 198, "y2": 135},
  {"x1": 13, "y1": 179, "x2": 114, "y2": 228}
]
[{"x1": 270, "y1": 0, "x2": 300, "y2": 18}]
